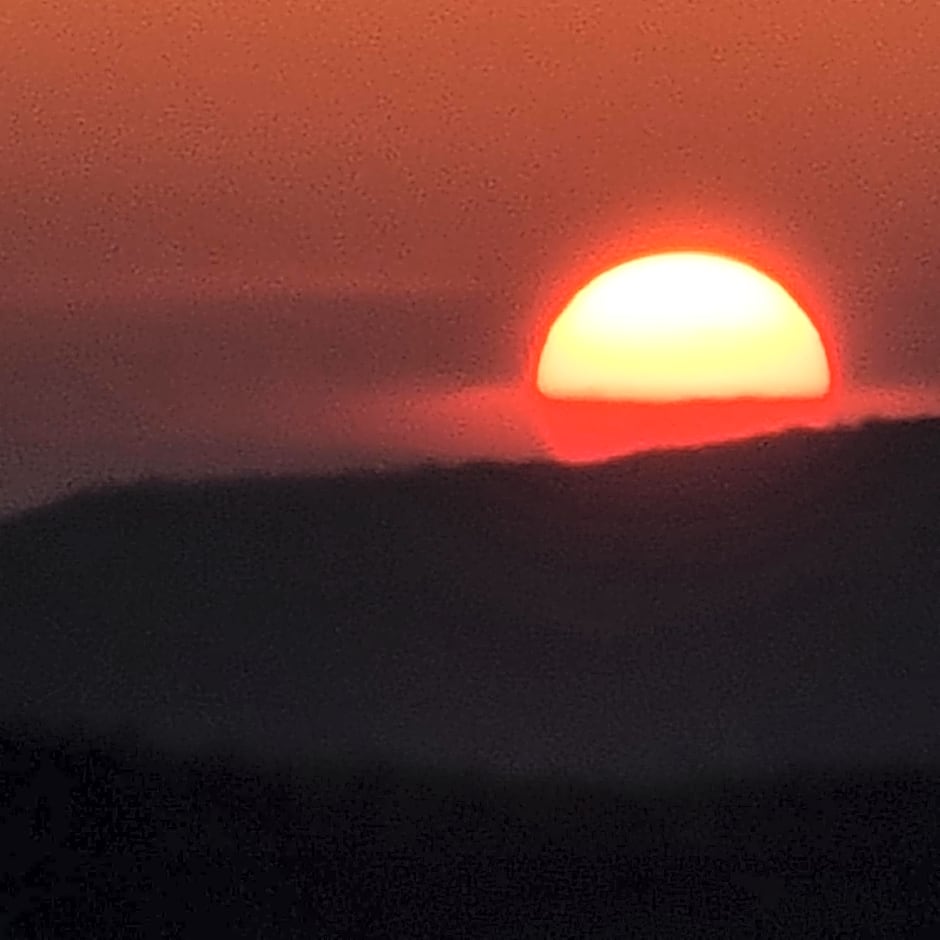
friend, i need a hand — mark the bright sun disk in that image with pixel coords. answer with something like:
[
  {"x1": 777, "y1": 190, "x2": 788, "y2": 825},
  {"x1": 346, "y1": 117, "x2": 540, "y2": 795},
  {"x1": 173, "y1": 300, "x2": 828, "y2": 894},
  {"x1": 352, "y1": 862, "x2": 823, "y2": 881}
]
[{"x1": 537, "y1": 252, "x2": 831, "y2": 402}]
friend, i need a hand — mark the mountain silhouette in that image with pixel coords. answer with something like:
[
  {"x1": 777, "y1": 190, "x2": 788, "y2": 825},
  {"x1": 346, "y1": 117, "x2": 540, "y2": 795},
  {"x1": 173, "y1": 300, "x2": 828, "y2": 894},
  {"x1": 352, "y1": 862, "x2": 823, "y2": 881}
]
[
  {"x1": 1, "y1": 417, "x2": 937, "y2": 780},
  {"x1": 1, "y1": 417, "x2": 939, "y2": 933},
  {"x1": 2, "y1": 721, "x2": 939, "y2": 936}
]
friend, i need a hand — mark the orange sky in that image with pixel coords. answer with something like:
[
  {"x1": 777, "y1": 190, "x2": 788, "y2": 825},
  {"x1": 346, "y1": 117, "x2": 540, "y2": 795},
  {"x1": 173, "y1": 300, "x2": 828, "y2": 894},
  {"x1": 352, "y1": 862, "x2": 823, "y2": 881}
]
[
  {"x1": 1, "y1": 1, "x2": 938, "y2": 376},
  {"x1": 1, "y1": 1, "x2": 939, "y2": 507}
]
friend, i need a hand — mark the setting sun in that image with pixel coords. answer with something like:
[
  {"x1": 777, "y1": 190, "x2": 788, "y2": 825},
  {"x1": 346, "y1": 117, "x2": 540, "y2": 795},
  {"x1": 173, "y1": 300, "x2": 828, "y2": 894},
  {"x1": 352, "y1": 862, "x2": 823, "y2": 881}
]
[
  {"x1": 535, "y1": 251, "x2": 837, "y2": 462},
  {"x1": 537, "y1": 252, "x2": 831, "y2": 402}
]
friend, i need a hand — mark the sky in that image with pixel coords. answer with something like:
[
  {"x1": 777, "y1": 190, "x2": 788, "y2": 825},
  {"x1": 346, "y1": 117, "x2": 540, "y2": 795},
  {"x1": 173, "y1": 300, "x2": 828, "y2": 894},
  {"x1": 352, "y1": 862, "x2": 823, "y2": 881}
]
[{"x1": 2, "y1": 0, "x2": 939, "y2": 510}]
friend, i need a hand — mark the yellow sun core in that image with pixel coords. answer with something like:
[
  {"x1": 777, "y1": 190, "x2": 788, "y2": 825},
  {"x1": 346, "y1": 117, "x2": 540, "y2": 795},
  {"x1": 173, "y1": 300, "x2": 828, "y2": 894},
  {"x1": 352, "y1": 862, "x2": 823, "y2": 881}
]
[{"x1": 537, "y1": 252, "x2": 831, "y2": 402}]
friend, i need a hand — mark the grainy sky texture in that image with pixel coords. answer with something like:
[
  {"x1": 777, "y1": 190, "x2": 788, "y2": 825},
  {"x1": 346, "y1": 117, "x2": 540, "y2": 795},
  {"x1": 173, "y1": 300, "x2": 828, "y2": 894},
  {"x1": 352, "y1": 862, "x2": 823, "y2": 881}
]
[{"x1": 1, "y1": 1, "x2": 939, "y2": 508}]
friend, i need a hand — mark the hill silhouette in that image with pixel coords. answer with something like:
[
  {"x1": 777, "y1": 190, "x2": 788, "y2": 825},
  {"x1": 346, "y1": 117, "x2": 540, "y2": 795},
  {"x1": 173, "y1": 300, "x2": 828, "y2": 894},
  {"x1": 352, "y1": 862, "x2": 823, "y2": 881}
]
[
  {"x1": 1, "y1": 417, "x2": 939, "y2": 933},
  {"x1": 1, "y1": 417, "x2": 937, "y2": 778},
  {"x1": 2, "y1": 721, "x2": 940, "y2": 936}
]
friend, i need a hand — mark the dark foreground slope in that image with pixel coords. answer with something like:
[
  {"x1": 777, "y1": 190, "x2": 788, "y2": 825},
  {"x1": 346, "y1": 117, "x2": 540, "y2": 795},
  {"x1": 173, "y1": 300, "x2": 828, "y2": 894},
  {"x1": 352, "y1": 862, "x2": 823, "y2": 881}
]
[
  {"x1": 0, "y1": 418, "x2": 937, "y2": 778},
  {"x1": 0, "y1": 418, "x2": 939, "y2": 933},
  {"x1": 2, "y1": 722, "x2": 940, "y2": 937}
]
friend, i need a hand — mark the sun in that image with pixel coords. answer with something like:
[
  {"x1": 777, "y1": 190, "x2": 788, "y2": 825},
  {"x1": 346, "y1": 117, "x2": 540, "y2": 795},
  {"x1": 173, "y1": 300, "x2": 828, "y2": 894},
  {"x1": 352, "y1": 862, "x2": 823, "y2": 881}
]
[
  {"x1": 534, "y1": 251, "x2": 836, "y2": 461},
  {"x1": 537, "y1": 252, "x2": 831, "y2": 402}
]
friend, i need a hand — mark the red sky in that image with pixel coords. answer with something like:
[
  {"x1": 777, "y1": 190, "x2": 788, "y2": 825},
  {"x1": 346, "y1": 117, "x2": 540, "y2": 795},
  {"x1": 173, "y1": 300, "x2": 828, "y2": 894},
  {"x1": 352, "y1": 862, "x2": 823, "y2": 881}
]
[{"x1": 1, "y1": 1, "x2": 939, "y2": 507}]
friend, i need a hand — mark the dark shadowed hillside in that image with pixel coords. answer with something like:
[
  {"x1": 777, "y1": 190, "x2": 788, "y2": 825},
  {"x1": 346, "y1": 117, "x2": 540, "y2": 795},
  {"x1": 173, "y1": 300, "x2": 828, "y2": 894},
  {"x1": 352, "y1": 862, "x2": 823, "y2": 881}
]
[
  {"x1": 1, "y1": 418, "x2": 937, "y2": 779},
  {"x1": 1, "y1": 418, "x2": 939, "y2": 933},
  {"x1": 2, "y1": 722, "x2": 940, "y2": 936}
]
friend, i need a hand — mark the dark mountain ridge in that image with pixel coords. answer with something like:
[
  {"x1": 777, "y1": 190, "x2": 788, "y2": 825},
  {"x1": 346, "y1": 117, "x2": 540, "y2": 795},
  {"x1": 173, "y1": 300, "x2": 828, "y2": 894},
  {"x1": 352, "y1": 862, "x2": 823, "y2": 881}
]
[
  {"x1": 1, "y1": 417, "x2": 938, "y2": 781},
  {"x1": 2, "y1": 417, "x2": 940, "y2": 934},
  {"x1": 2, "y1": 718, "x2": 940, "y2": 937}
]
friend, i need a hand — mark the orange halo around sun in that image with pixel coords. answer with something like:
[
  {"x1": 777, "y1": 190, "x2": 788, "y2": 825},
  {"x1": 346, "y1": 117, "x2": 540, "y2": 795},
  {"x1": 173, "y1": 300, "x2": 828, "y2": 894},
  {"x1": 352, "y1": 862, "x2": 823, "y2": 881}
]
[{"x1": 535, "y1": 252, "x2": 836, "y2": 461}]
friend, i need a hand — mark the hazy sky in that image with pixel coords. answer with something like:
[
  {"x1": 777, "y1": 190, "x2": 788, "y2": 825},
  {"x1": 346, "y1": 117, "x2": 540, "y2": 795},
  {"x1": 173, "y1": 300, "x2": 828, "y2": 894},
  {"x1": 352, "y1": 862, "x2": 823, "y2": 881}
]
[{"x1": 2, "y1": 1, "x2": 939, "y2": 508}]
